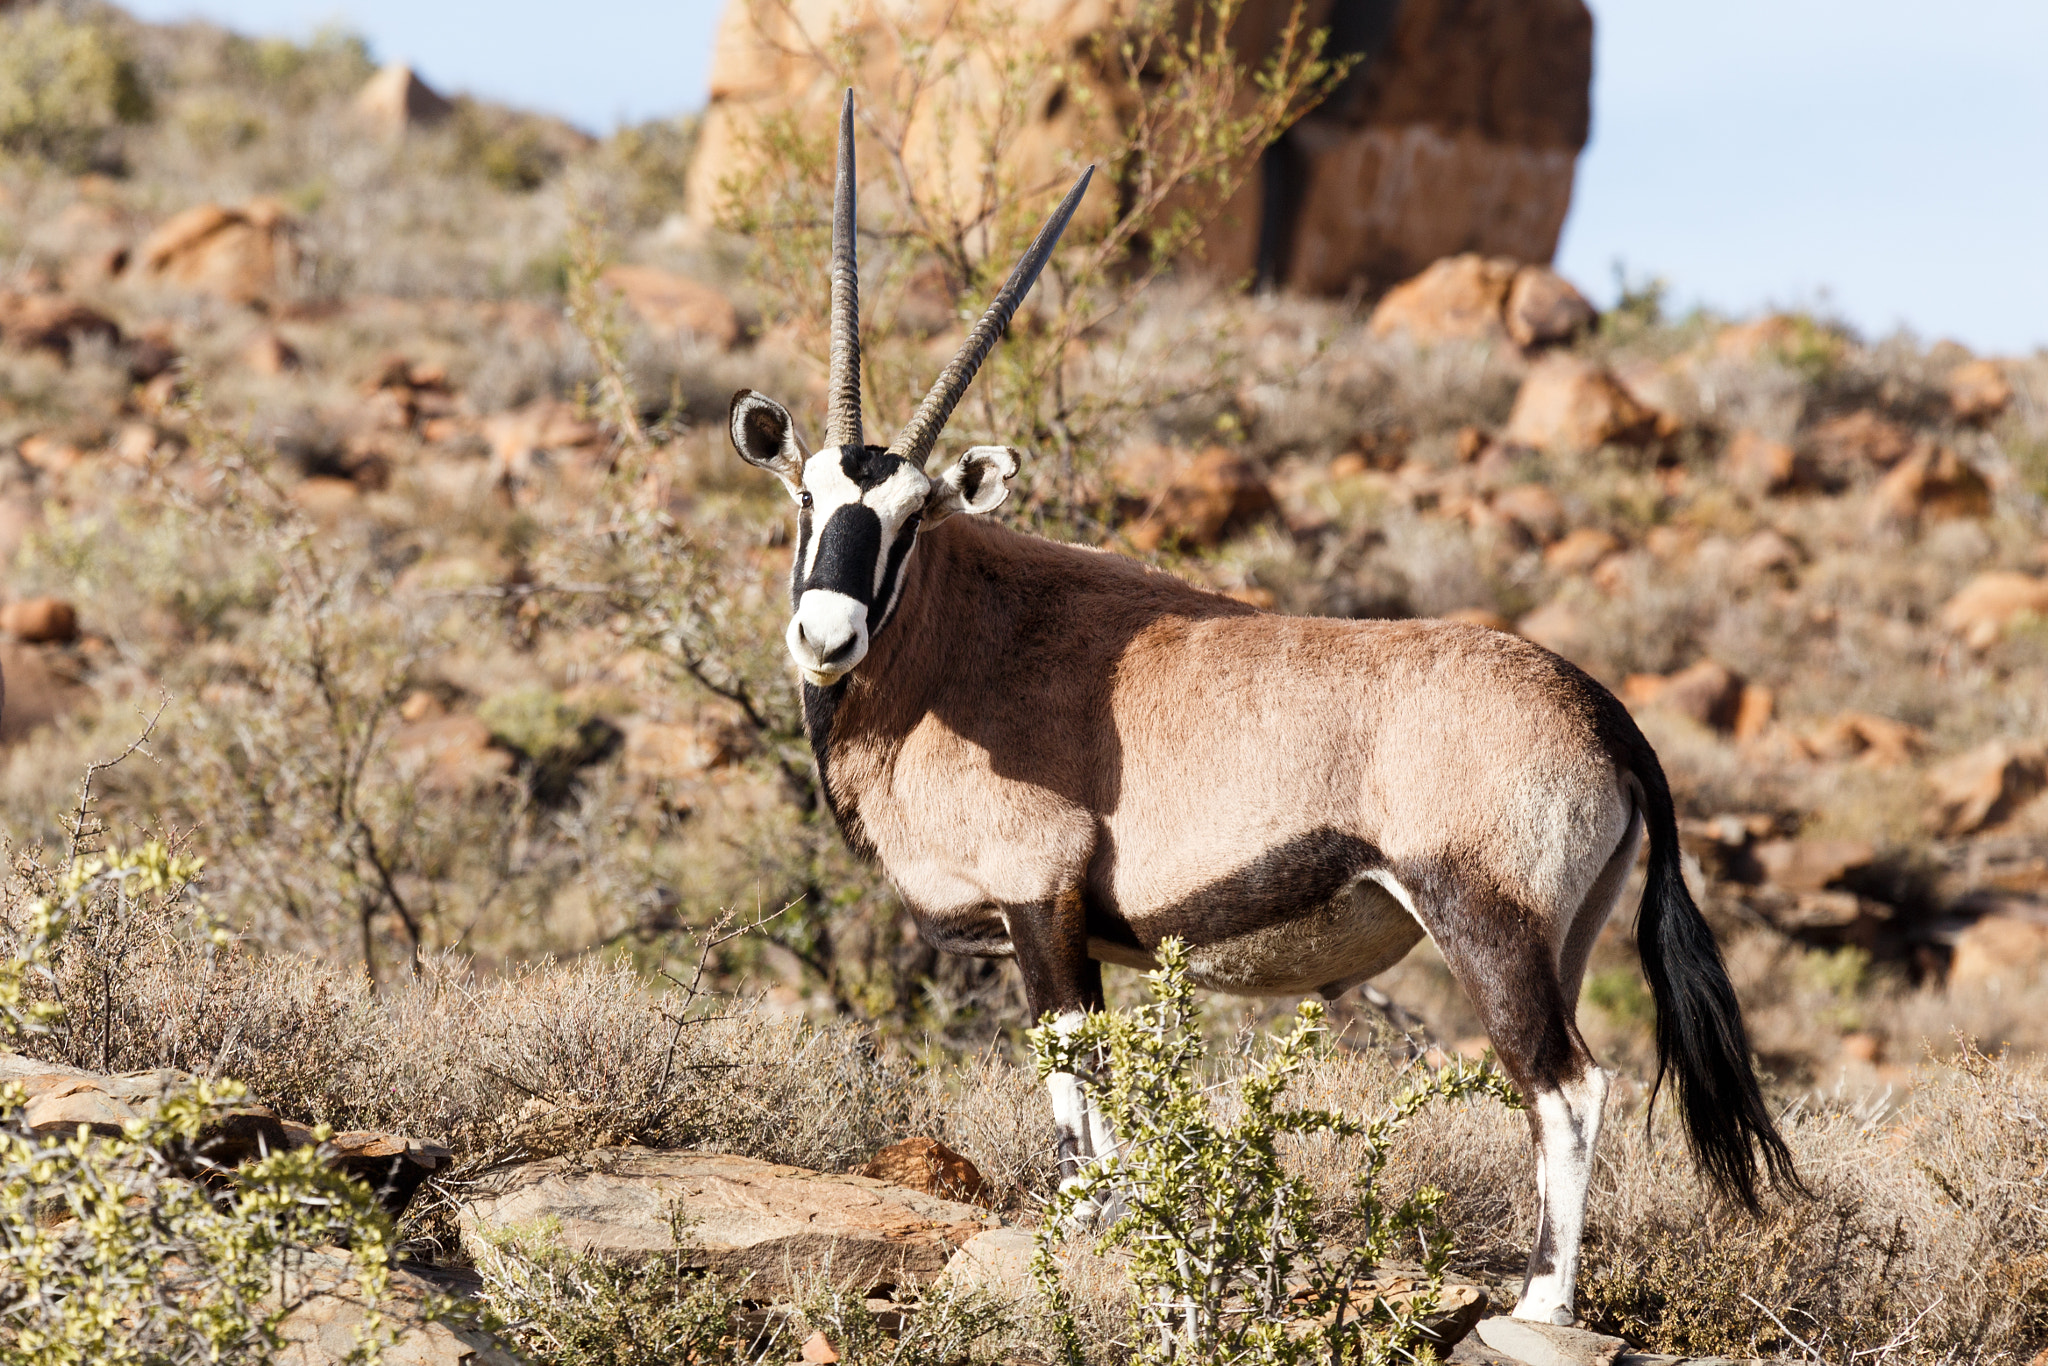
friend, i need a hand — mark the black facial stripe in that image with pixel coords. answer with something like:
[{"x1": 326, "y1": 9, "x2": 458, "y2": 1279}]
[
  {"x1": 869, "y1": 516, "x2": 921, "y2": 634},
  {"x1": 804, "y1": 504, "x2": 883, "y2": 605}
]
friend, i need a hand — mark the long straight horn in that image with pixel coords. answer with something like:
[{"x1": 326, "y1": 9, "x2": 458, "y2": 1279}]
[
  {"x1": 886, "y1": 166, "x2": 1094, "y2": 465},
  {"x1": 825, "y1": 88, "x2": 863, "y2": 450}
]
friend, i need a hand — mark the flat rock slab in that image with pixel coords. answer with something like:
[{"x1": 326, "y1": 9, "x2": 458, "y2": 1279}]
[
  {"x1": 1476, "y1": 1318, "x2": 1627, "y2": 1366},
  {"x1": 457, "y1": 1148, "x2": 999, "y2": 1296},
  {"x1": 273, "y1": 1247, "x2": 521, "y2": 1366}
]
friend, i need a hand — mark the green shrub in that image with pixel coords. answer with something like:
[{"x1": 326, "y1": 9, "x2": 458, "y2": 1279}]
[
  {"x1": 1029, "y1": 940, "x2": 1518, "y2": 1365},
  {"x1": 0, "y1": 7, "x2": 150, "y2": 168},
  {"x1": 0, "y1": 847, "x2": 400, "y2": 1366}
]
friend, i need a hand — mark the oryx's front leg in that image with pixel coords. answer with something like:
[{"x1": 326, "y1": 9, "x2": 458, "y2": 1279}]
[{"x1": 1008, "y1": 887, "x2": 1116, "y2": 1189}]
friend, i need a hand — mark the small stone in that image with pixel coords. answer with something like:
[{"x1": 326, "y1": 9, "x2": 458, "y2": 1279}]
[
  {"x1": 1807, "y1": 410, "x2": 1914, "y2": 471},
  {"x1": 1872, "y1": 444, "x2": 1990, "y2": 523},
  {"x1": 1544, "y1": 527, "x2": 1620, "y2": 574},
  {"x1": 1946, "y1": 359, "x2": 2012, "y2": 424},
  {"x1": 1939, "y1": 571, "x2": 2048, "y2": 649},
  {"x1": 1503, "y1": 356, "x2": 1667, "y2": 454},
  {"x1": 1803, "y1": 712, "x2": 1924, "y2": 768},
  {"x1": 1731, "y1": 529, "x2": 1803, "y2": 584},
  {"x1": 1503, "y1": 266, "x2": 1596, "y2": 350},
  {"x1": 1490, "y1": 484, "x2": 1567, "y2": 545},
  {"x1": 1474, "y1": 1316, "x2": 1626, "y2": 1366},
  {"x1": 1125, "y1": 447, "x2": 1275, "y2": 551},
  {"x1": 1366, "y1": 254, "x2": 1519, "y2": 347},
  {"x1": 1622, "y1": 660, "x2": 1746, "y2": 732},
  {"x1": 800, "y1": 1330, "x2": 840, "y2": 1362},
  {"x1": 1926, "y1": 740, "x2": 2048, "y2": 836},
  {"x1": 853, "y1": 1136, "x2": 985, "y2": 1203},
  {"x1": 242, "y1": 330, "x2": 300, "y2": 374},
  {"x1": 1732, "y1": 684, "x2": 1774, "y2": 742},
  {"x1": 1752, "y1": 838, "x2": 1876, "y2": 893},
  {"x1": 1723, "y1": 429, "x2": 1801, "y2": 495},
  {"x1": 0, "y1": 597, "x2": 79, "y2": 644}
]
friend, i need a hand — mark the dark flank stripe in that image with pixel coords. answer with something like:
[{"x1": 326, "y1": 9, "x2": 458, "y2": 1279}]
[{"x1": 1140, "y1": 828, "x2": 1383, "y2": 944}]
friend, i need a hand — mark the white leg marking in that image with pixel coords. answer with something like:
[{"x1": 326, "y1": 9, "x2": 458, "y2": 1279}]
[
  {"x1": 1514, "y1": 1066, "x2": 1611, "y2": 1325},
  {"x1": 1044, "y1": 1010, "x2": 1124, "y2": 1225}
]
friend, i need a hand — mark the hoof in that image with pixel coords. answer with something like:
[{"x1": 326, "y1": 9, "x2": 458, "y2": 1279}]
[{"x1": 1508, "y1": 1299, "x2": 1574, "y2": 1326}]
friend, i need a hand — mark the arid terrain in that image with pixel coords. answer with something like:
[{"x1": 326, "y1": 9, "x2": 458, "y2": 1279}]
[{"x1": 1, "y1": 4, "x2": 2044, "y2": 1363}]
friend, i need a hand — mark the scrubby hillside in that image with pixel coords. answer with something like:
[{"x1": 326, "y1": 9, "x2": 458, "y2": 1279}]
[{"x1": 1, "y1": 3, "x2": 2045, "y2": 1361}]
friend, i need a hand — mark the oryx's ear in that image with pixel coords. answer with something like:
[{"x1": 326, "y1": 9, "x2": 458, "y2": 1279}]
[
  {"x1": 729, "y1": 389, "x2": 810, "y2": 493},
  {"x1": 925, "y1": 446, "x2": 1019, "y2": 524}
]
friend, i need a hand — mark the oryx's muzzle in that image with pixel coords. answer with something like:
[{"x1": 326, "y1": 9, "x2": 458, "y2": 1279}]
[{"x1": 787, "y1": 589, "x2": 869, "y2": 685}]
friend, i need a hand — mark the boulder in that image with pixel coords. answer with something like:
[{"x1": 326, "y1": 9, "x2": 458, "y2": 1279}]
[
  {"x1": 1489, "y1": 483, "x2": 1566, "y2": 545},
  {"x1": 1620, "y1": 660, "x2": 1745, "y2": 732},
  {"x1": 1502, "y1": 265, "x2": 1596, "y2": 349},
  {"x1": 1366, "y1": 254, "x2": 1518, "y2": 346},
  {"x1": 352, "y1": 62, "x2": 453, "y2": 137},
  {"x1": 456, "y1": 1148, "x2": 998, "y2": 1296},
  {"x1": 0, "y1": 292, "x2": 121, "y2": 359},
  {"x1": 243, "y1": 330, "x2": 301, "y2": 374},
  {"x1": 271, "y1": 1246, "x2": 522, "y2": 1366},
  {"x1": 1502, "y1": 356, "x2": 1666, "y2": 454},
  {"x1": 1125, "y1": 447, "x2": 1276, "y2": 551},
  {"x1": 622, "y1": 718, "x2": 741, "y2": 783},
  {"x1": 1926, "y1": 740, "x2": 2048, "y2": 837},
  {"x1": 852, "y1": 1136, "x2": 985, "y2": 1203},
  {"x1": 1723, "y1": 429, "x2": 1801, "y2": 496},
  {"x1": 1751, "y1": 838, "x2": 1876, "y2": 894},
  {"x1": 688, "y1": 0, "x2": 1590, "y2": 297},
  {"x1": 937, "y1": 1227, "x2": 1040, "y2": 1303},
  {"x1": 483, "y1": 401, "x2": 604, "y2": 484},
  {"x1": 1803, "y1": 712, "x2": 1924, "y2": 769},
  {"x1": 1947, "y1": 911, "x2": 2048, "y2": 990},
  {"x1": 390, "y1": 713, "x2": 515, "y2": 793},
  {"x1": 0, "y1": 641, "x2": 88, "y2": 744},
  {"x1": 1731, "y1": 528, "x2": 1803, "y2": 584},
  {"x1": 1939, "y1": 571, "x2": 2048, "y2": 649},
  {"x1": 599, "y1": 265, "x2": 741, "y2": 348},
  {"x1": 1945, "y1": 359, "x2": 2012, "y2": 425},
  {"x1": 799, "y1": 1330, "x2": 841, "y2": 1362},
  {"x1": 1473, "y1": 1316, "x2": 1625, "y2": 1366},
  {"x1": 1, "y1": 596, "x2": 79, "y2": 644},
  {"x1": 1542, "y1": 526, "x2": 1618, "y2": 574},
  {"x1": 1807, "y1": 410, "x2": 1914, "y2": 472},
  {"x1": 136, "y1": 200, "x2": 298, "y2": 305},
  {"x1": 1871, "y1": 444, "x2": 1989, "y2": 523}
]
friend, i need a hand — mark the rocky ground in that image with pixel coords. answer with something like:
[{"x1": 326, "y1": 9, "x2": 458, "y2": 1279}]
[{"x1": 2, "y1": 5, "x2": 2047, "y2": 1363}]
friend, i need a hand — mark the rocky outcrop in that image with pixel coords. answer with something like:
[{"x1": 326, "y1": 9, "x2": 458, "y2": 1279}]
[
  {"x1": 687, "y1": 0, "x2": 1590, "y2": 295},
  {"x1": 353, "y1": 63, "x2": 453, "y2": 138},
  {"x1": 456, "y1": 1148, "x2": 998, "y2": 1296},
  {"x1": 136, "y1": 200, "x2": 298, "y2": 304}
]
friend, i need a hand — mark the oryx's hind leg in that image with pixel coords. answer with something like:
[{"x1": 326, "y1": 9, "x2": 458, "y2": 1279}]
[{"x1": 1385, "y1": 870, "x2": 1611, "y2": 1326}]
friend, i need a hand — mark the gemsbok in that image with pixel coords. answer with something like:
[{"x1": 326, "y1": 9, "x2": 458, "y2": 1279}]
[{"x1": 727, "y1": 91, "x2": 1800, "y2": 1325}]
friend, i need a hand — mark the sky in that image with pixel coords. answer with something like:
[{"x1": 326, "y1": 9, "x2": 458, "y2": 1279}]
[{"x1": 117, "y1": 0, "x2": 2048, "y2": 355}]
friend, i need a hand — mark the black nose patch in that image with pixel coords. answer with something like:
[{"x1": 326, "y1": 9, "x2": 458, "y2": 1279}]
[{"x1": 805, "y1": 504, "x2": 883, "y2": 605}]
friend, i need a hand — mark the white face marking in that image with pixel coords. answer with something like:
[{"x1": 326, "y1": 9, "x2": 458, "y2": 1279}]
[{"x1": 786, "y1": 446, "x2": 934, "y2": 684}]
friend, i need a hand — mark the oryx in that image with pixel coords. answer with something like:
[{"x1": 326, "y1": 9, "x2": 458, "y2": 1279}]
[{"x1": 727, "y1": 91, "x2": 1799, "y2": 1325}]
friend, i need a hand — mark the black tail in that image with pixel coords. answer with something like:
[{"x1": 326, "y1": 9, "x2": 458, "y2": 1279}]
[{"x1": 1632, "y1": 759, "x2": 1805, "y2": 1212}]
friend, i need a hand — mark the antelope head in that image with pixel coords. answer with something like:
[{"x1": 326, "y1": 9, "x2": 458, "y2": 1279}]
[{"x1": 729, "y1": 90, "x2": 1091, "y2": 687}]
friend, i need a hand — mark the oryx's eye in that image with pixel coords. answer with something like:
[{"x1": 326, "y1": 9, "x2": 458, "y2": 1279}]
[{"x1": 799, "y1": 491, "x2": 813, "y2": 510}]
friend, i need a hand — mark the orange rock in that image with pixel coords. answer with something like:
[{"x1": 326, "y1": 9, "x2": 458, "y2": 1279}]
[
  {"x1": 391, "y1": 713, "x2": 515, "y2": 794},
  {"x1": 1939, "y1": 571, "x2": 2048, "y2": 649},
  {"x1": 353, "y1": 62, "x2": 453, "y2": 137},
  {"x1": 1622, "y1": 660, "x2": 1745, "y2": 732},
  {"x1": 483, "y1": 401, "x2": 605, "y2": 483},
  {"x1": 1731, "y1": 528, "x2": 1803, "y2": 584},
  {"x1": 853, "y1": 1136, "x2": 986, "y2": 1203},
  {"x1": 1926, "y1": 740, "x2": 2047, "y2": 837},
  {"x1": 1807, "y1": 410, "x2": 1914, "y2": 470},
  {"x1": 1489, "y1": 483, "x2": 1566, "y2": 545},
  {"x1": 1125, "y1": 447, "x2": 1275, "y2": 551},
  {"x1": 0, "y1": 597, "x2": 79, "y2": 644},
  {"x1": 1752, "y1": 838, "x2": 1876, "y2": 893},
  {"x1": 800, "y1": 1330, "x2": 841, "y2": 1363},
  {"x1": 1543, "y1": 526, "x2": 1619, "y2": 573},
  {"x1": 1947, "y1": 912, "x2": 2048, "y2": 990},
  {"x1": 1872, "y1": 444, "x2": 1990, "y2": 523},
  {"x1": 242, "y1": 330, "x2": 300, "y2": 374},
  {"x1": 1515, "y1": 600, "x2": 1593, "y2": 662},
  {"x1": 111, "y1": 422, "x2": 159, "y2": 466},
  {"x1": 0, "y1": 292, "x2": 121, "y2": 359},
  {"x1": 623, "y1": 719, "x2": 740, "y2": 782},
  {"x1": 1732, "y1": 684, "x2": 1774, "y2": 742},
  {"x1": 136, "y1": 200, "x2": 297, "y2": 305},
  {"x1": 1503, "y1": 265, "x2": 1595, "y2": 349},
  {"x1": 1722, "y1": 428, "x2": 1800, "y2": 495},
  {"x1": 17, "y1": 434, "x2": 84, "y2": 474},
  {"x1": 1502, "y1": 356, "x2": 1666, "y2": 453},
  {"x1": 600, "y1": 264, "x2": 742, "y2": 349},
  {"x1": 1945, "y1": 359, "x2": 2012, "y2": 425},
  {"x1": 1365, "y1": 254, "x2": 1517, "y2": 346},
  {"x1": 1804, "y1": 712, "x2": 1925, "y2": 769}
]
